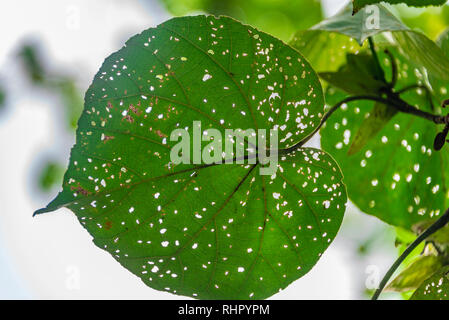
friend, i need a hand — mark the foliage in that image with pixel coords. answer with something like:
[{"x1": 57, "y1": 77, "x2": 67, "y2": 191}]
[
  {"x1": 411, "y1": 266, "x2": 449, "y2": 299},
  {"x1": 36, "y1": 1, "x2": 449, "y2": 300},
  {"x1": 352, "y1": 0, "x2": 447, "y2": 14},
  {"x1": 157, "y1": 0, "x2": 322, "y2": 41},
  {"x1": 35, "y1": 15, "x2": 347, "y2": 299}
]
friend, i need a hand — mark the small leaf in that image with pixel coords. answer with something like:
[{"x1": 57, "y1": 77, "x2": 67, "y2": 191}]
[
  {"x1": 319, "y1": 53, "x2": 386, "y2": 95},
  {"x1": 348, "y1": 103, "x2": 397, "y2": 155},
  {"x1": 35, "y1": 16, "x2": 347, "y2": 300},
  {"x1": 310, "y1": 4, "x2": 408, "y2": 45},
  {"x1": 39, "y1": 162, "x2": 65, "y2": 192},
  {"x1": 353, "y1": 0, "x2": 447, "y2": 14},
  {"x1": 290, "y1": 30, "x2": 364, "y2": 73},
  {"x1": 411, "y1": 266, "x2": 449, "y2": 300},
  {"x1": 387, "y1": 255, "x2": 444, "y2": 293}
]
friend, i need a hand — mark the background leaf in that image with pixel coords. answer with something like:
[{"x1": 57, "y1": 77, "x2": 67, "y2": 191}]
[
  {"x1": 353, "y1": 0, "x2": 447, "y2": 14},
  {"x1": 157, "y1": 0, "x2": 322, "y2": 41},
  {"x1": 36, "y1": 15, "x2": 347, "y2": 300},
  {"x1": 310, "y1": 4, "x2": 408, "y2": 45},
  {"x1": 411, "y1": 266, "x2": 449, "y2": 300},
  {"x1": 290, "y1": 30, "x2": 364, "y2": 73},
  {"x1": 318, "y1": 53, "x2": 386, "y2": 95},
  {"x1": 387, "y1": 254, "x2": 444, "y2": 292},
  {"x1": 347, "y1": 103, "x2": 398, "y2": 155},
  {"x1": 310, "y1": 4, "x2": 449, "y2": 80}
]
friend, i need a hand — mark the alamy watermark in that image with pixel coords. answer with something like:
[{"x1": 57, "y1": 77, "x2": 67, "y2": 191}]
[{"x1": 170, "y1": 121, "x2": 279, "y2": 175}]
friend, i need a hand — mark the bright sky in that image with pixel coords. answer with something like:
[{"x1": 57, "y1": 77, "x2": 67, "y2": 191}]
[{"x1": 0, "y1": 0, "x2": 398, "y2": 299}]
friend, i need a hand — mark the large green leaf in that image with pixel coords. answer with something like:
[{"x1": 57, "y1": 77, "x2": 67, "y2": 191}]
[
  {"x1": 353, "y1": 0, "x2": 447, "y2": 14},
  {"x1": 35, "y1": 16, "x2": 347, "y2": 299},
  {"x1": 411, "y1": 266, "x2": 449, "y2": 300},
  {"x1": 321, "y1": 47, "x2": 448, "y2": 230}
]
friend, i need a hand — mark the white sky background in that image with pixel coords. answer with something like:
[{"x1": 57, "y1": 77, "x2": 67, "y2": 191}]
[{"x1": 0, "y1": 0, "x2": 400, "y2": 299}]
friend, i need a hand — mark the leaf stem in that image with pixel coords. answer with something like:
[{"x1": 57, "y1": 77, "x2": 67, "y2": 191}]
[
  {"x1": 281, "y1": 94, "x2": 448, "y2": 154},
  {"x1": 384, "y1": 49, "x2": 397, "y2": 88},
  {"x1": 371, "y1": 207, "x2": 449, "y2": 300},
  {"x1": 368, "y1": 37, "x2": 386, "y2": 83}
]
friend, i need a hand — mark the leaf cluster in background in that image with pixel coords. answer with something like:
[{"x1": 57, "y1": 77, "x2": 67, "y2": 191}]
[
  {"x1": 18, "y1": 42, "x2": 84, "y2": 193},
  {"x1": 18, "y1": 43, "x2": 83, "y2": 130},
  {"x1": 156, "y1": 0, "x2": 322, "y2": 41},
  {"x1": 353, "y1": 0, "x2": 447, "y2": 14}
]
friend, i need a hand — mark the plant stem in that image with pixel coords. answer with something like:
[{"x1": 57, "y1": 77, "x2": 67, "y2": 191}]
[
  {"x1": 281, "y1": 94, "x2": 448, "y2": 154},
  {"x1": 371, "y1": 207, "x2": 449, "y2": 300},
  {"x1": 368, "y1": 37, "x2": 386, "y2": 82}
]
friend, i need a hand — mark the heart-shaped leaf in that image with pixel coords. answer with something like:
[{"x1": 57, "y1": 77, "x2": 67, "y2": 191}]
[
  {"x1": 319, "y1": 53, "x2": 386, "y2": 95},
  {"x1": 35, "y1": 15, "x2": 347, "y2": 299}
]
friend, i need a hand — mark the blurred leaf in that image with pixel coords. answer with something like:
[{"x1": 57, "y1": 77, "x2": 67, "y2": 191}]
[
  {"x1": 413, "y1": 220, "x2": 449, "y2": 244},
  {"x1": 393, "y1": 31, "x2": 449, "y2": 80},
  {"x1": 399, "y1": 6, "x2": 449, "y2": 40},
  {"x1": 311, "y1": 4, "x2": 407, "y2": 45},
  {"x1": 348, "y1": 103, "x2": 398, "y2": 155},
  {"x1": 290, "y1": 30, "x2": 364, "y2": 73},
  {"x1": 35, "y1": 16, "x2": 347, "y2": 299},
  {"x1": 55, "y1": 79, "x2": 83, "y2": 130},
  {"x1": 0, "y1": 86, "x2": 5, "y2": 110},
  {"x1": 17, "y1": 42, "x2": 83, "y2": 131},
  {"x1": 319, "y1": 53, "x2": 386, "y2": 95},
  {"x1": 387, "y1": 254, "x2": 444, "y2": 292},
  {"x1": 39, "y1": 162, "x2": 64, "y2": 192},
  {"x1": 18, "y1": 44, "x2": 46, "y2": 84},
  {"x1": 157, "y1": 0, "x2": 322, "y2": 41},
  {"x1": 353, "y1": 0, "x2": 446, "y2": 14},
  {"x1": 411, "y1": 266, "x2": 449, "y2": 300},
  {"x1": 428, "y1": 27, "x2": 449, "y2": 107}
]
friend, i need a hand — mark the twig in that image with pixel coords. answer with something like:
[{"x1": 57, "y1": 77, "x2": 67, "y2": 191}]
[
  {"x1": 280, "y1": 94, "x2": 448, "y2": 154},
  {"x1": 368, "y1": 37, "x2": 386, "y2": 83},
  {"x1": 371, "y1": 207, "x2": 449, "y2": 300}
]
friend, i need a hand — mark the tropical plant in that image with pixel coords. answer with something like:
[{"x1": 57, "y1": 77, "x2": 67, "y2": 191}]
[{"x1": 35, "y1": 0, "x2": 449, "y2": 300}]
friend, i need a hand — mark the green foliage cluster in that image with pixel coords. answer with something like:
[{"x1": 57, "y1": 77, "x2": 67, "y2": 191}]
[{"x1": 37, "y1": 1, "x2": 449, "y2": 300}]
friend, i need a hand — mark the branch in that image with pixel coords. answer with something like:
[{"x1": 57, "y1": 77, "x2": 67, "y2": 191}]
[
  {"x1": 396, "y1": 84, "x2": 435, "y2": 111},
  {"x1": 371, "y1": 207, "x2": 449, "y2": 300},
  {"x1": 368, "y1": 37, "x2": 386, "y2": 83},
  {"x1": 384, "y1": 49, "x2": 397, "y2": 88},
  {"x1": 281, "y1": 94, "x2": 448, "y2": 154}
]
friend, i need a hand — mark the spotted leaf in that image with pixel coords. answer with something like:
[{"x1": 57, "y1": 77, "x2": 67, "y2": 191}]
[
  {"x1": 321, "y1": 46, "x2": 448, "y2": 230},
  {"x1": 35, "y1": 16, "x2": 347, "y2": 299},
  {"x1": 411, "y1": 266, "x2": 449, "y2": 300}
]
